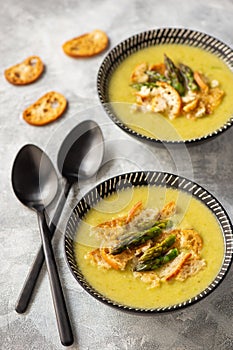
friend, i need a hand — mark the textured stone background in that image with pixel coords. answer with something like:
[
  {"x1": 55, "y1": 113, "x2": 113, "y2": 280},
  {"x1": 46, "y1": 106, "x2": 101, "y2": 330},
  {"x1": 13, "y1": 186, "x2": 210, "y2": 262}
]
[{"x1": 0, "y1": 0, "x2": 233, "y2": 349}]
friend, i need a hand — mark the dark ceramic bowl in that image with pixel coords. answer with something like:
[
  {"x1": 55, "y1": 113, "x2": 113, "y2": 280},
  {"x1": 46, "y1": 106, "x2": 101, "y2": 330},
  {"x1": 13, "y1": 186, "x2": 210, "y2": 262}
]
[
  {"x1": 64, "y1": 171, "x2": 233, "y2": 314},
  {"x1": 97, "y1": 28, "x2": 233, "y2": 145}
]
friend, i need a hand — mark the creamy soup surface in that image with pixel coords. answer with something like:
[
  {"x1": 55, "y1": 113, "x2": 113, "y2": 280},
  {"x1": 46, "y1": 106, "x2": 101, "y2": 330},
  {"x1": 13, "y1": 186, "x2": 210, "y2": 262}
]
[
  {"x1": 74, "y1": 186, "x2": 224, "y2": 309},
  {"x1": 108, "y1": 44, "x2": 233, "y2": 141}
]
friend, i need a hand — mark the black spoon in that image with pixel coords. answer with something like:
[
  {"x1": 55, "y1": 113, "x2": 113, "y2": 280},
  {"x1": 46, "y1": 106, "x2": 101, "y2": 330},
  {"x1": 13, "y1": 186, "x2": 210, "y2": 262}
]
[
  {"x1": 12, "y1": 144, "x2": 73, "y2": 346},
  {"x1": 15, "y1": 120, "x2": 104, "y2": 314}
]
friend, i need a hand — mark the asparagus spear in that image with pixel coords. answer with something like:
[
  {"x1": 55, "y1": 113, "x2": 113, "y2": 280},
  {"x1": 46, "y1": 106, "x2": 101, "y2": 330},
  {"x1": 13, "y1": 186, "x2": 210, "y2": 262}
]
[
  {"x1": 152, "y1": 219, "x2": 173, "y2": 230},
  {"x1": 119, "y1": 219, "x2": 173, "y2": 241},
  {"x1": 111, "y1": 226, "x2": 162, "y2": 255},
  {"x1": 179, "y1": 63, "x2": 199, "y2": 92},
  {"x1": 139, "y1": 234, "x2": 176, "y2": 262},
  {"x1": 111, "y1": 219, "x2": 173, "y2": 255},
  {"x1": 164, "y1": 54, "x2": 185, "y2": 96},
  {"x1": 134, "y1": 248, "x2": 179, "y2": 272}
]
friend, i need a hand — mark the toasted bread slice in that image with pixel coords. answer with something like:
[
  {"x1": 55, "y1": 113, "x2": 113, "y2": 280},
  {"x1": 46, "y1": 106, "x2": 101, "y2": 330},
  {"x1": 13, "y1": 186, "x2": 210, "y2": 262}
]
[
  {"x1": 62, "y1": 29, "x2": 109, "y2": 57},
  {"x1": 133, "y1": 271, "x2": 161, "y2": 288},
  {"x1": 149, "y1": 62, "x2": 166, "y2": 75},
  {"x1": 85, "y1": 249, "x2": 112, "y2": 270},
  {"x1": 96, "y1": 201, "x2": 143, "y2": 228},
  {"x1": 176, "y1": 257, "x2": 206, "y2": 281},
  {"x1": 4, "y1": 56, "x2": 44, "y2": 85},
  {"x1": 100, "y1": 248, "x2": 133, "y2": 270},
  {"x1": 131, "y1": 62, "x2": 149, "y2": 83},
  {"x1": 135, "y1": 81, "x2": 182, "y2": 119},
  {"x1": 180, "y1": 229, "x2": 203, "y2": 256},
  {"x1": 159, "y1": 201, "x2": 176, "y2": 219},
  {"x1": 155, "y1": 81, "x2": 182, "y2": 119},
  {"x1": 159, "y1": 251, "x2": 192, "y2": 281},
  {"x1": 23, "y1": 91, "x2": 67, "y2": 126}
]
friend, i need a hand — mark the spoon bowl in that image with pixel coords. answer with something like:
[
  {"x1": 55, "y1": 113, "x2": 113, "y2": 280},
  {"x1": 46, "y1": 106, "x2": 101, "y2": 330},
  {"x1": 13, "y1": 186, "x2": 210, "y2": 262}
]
[
  {"x1": 12, "y1": 144, "x2": 58, "y2": 209},
  {"x1": 57, "y1": 119, "x2": 104, "y2": 182}
]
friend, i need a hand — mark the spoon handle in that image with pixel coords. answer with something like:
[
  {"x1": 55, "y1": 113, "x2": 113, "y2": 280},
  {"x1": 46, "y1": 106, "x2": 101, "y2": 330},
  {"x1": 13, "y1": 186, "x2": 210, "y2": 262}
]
[
  {"x1": 38, "y1": 209, "x2": 73, "y2": 347},
  {"x1": 15, "y1": 245, "x2": 45, "y2": 313},
  {"x1": 15, "y1": 181, "x2": 72, "y2": 314}
]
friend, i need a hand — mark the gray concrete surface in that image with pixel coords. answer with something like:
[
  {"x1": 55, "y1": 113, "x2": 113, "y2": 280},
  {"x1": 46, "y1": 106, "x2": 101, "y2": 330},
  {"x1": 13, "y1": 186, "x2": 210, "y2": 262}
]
[{"x1": 0, "y1": 0, "x2": 233, "y2": 349}]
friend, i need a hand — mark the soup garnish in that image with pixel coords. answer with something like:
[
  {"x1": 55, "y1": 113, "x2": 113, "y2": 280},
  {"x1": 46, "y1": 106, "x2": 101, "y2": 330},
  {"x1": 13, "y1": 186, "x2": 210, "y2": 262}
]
[
  {"x1": 130, "y1": 54, "x2": 225, "y2": 120},
  {"x1": 85, "y1": 200, "x2": 206, "y2": 288}
]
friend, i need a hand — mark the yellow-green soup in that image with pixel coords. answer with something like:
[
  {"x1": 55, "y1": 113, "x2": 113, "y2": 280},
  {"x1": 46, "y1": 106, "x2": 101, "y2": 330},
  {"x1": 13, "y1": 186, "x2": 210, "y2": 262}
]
[
  {"x1": 74, "y1": 186, "x2": 224, "y2": 309},
  {"x1": 108, "y1": 44, "x2": 233, "y2": 141}
]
